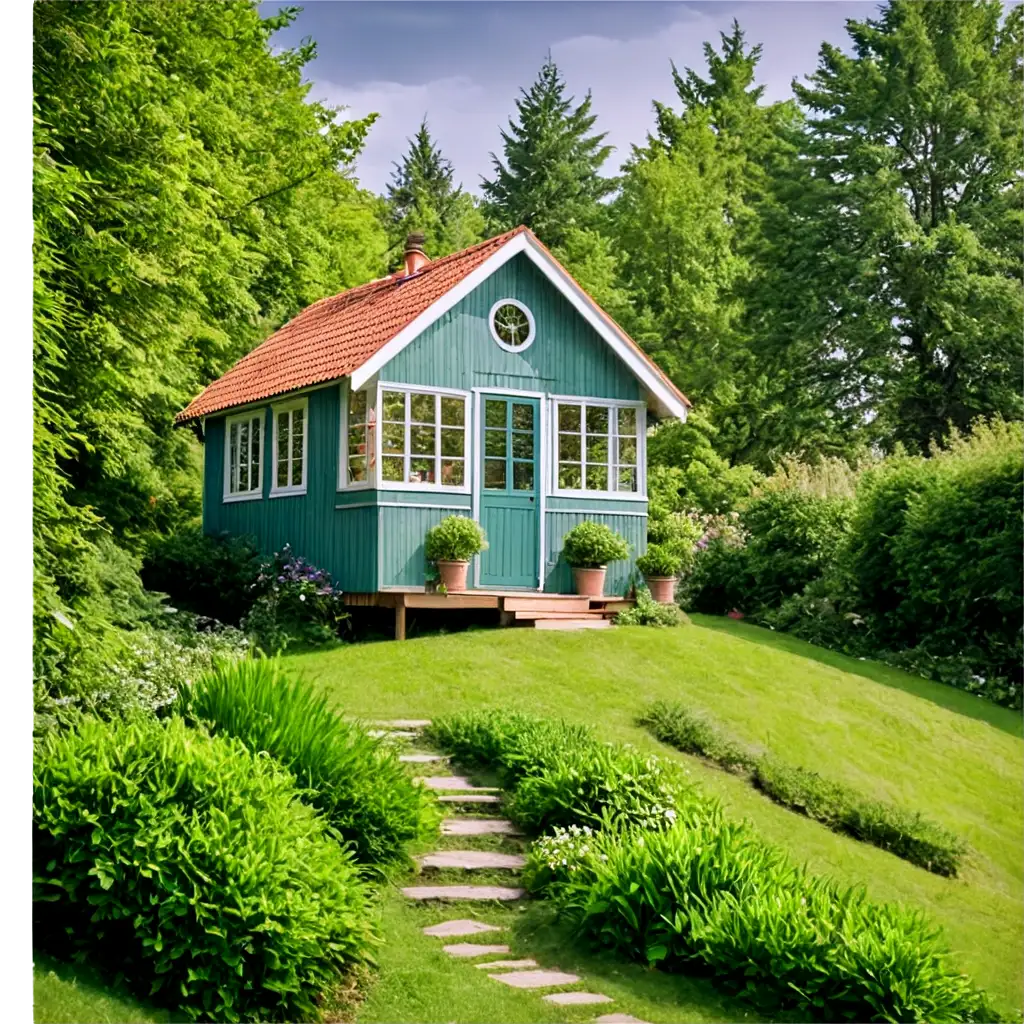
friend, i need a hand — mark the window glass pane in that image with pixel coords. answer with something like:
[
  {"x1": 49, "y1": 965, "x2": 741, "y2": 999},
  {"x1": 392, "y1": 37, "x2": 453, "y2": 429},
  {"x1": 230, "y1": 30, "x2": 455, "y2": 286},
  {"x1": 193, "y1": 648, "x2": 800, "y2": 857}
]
[
  {"x1": 382, "y1": 422, "x2": 404, "y2": 454},
  {"x1": 484, "y1": 459, "x2": 506, "y2": 489},
  {"x1": 409, "y1": 458, "x2": 434, "y2": 484},
  {"x1": 559, "y1": 433, "x2": 581, "y2": 461},
  {"x1": 229, "y1": 424, "x2": 238, "y2": 493},
  {"x1": 558, "y1": 463, "x2": 582, "y2": 489},
  {"x1": 291, "y1": 422, "x2": 302, "y2": 463},
  {"x1": 512, "y1": 403, "x2": 533, "y2": 429},
  {"x1": 441, "y1": 396, "x2": 465, "y2": 426},
  {"x1": 349, "y1": 389, "x2": 367, "y2": 424},
  {"x1": 348, "y1": 425, "x2": 366, "y2": 456},
  {"x1": 512, "y1": 432, "x2": 532, "y2": 459},
  {"x1": 513, "y1": 462, "x2": 534, "y2": 491},
  {"x1": 382, "y1": 391, "x2": 405, "y2": 421},
  {"x1": 484, "y1": 430, "x2": 506, "y2": 457},
  {"x1": 586, "y1": 464, "x2": 608, "y2": 491},
  {"x1": 251, "y1": 418, "x2": 260, "y2": 485},
  {"x1": 618, "y1": 407, "x2": 637, "y2": 436},
  {"x1": 410, "y1": 392, "x2": 435, "y2": 423},
  {"x1": 617, "y1": 436, "x2": 637, "y2": 465},
  {"x1": 588, "y1": 436, "x2": 609, "y2": 464},
  {"x1": 410, "y1": 425, "x2": 435, "y2": 456},
  {"x1": 291, "y1": 454, "x2": 302, "y2": 487},
  {"x1": 586, "y1": 406, "x2": 608, "y2": 434},
  {"x1": 239, "y1": 424, "x2": 249, "y2": 491},
  {"x1": 558, "y1": 404, "x2": 581, "y2": 432},
  {"x1": 381, "y1": 456, "x2": 404, "y2": 482},
  {"x1": 277, "y1": 458, "x2": 288, "y2": 488},
  {"x1": 485, "y1": 399, "x2": 505, "y2": 427},
  {"x1": 440, "y1": 459, "x2": 464, "y2": 487},
  {"x1": 440, "y1": 428, "x2": 464, "y2": 457},
  {"x1": 349, "y1": 456, "x2": 366, "y2": 483},
  {"x1": 293, "y1": 407, "x2": 304, "y2": 435},
  {"x1": 617, "y1": 467, "x2": 637, "y2": 492},
  {"x1": 277, "y1": 415, "x2": 288, "y2": 478}
]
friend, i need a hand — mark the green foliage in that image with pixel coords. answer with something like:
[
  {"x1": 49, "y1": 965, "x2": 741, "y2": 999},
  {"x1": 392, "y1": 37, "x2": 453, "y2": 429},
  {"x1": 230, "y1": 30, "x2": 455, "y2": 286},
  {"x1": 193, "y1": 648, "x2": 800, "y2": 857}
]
[
  {"x1": 528, "y1": 820, "x2": 994, "y2": 1022},
  {"x1": 141, "y1": 526, "x2": 261, "y2": 625},
  {"x1": 615, "y1": 589, "x2": 687, "y2": 628},
  {"x1": 640, "y1": 700, "x2": 967, "y2": 876},
  {"x1": 185, "y1": 658, "x2": 438, "y2": 863},
  {"x1": 636, "y1": 545, "x2": 683, "y2": 579},
  {"x1": 424, "y1": 515, "x2": 488, "y2": 563},
  {"x1": 33, "y1": 715, "x2": 377, "y2": 1023},
  {"x1": 561, "y1": 522, "x2": 630, "y2": 568},
  {"x1": 481, "y1": 54, "x2": 615, "y2": 248}
]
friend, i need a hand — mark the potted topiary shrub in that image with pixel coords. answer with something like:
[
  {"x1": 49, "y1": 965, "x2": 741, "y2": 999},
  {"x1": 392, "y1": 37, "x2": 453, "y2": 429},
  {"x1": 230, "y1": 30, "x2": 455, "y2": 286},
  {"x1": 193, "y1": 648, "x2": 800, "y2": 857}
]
[
  {"x1": 561, "y1": 522, "x2": 630, "y2": 598},
  {"x1": 424, "y1": 515, "x2": 488, "y2": 593},
  {"x1": 635, "y1": 544, "x2": 683, "y2": 604}
]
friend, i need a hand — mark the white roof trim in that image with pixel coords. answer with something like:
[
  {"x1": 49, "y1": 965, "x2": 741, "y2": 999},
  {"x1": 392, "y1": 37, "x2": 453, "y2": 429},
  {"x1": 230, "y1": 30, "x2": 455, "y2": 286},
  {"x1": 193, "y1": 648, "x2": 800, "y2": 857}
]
[{"x1": 350, "y1": 231, "x2": 689, "y2": 420}]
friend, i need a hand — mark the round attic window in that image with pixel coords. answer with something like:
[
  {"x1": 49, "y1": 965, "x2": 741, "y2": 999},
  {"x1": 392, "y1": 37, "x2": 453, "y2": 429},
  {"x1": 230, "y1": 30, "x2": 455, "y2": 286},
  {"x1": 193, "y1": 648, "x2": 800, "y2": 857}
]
[{"x1": 489, "y1": 298, "x2": 535, "y2": 353}]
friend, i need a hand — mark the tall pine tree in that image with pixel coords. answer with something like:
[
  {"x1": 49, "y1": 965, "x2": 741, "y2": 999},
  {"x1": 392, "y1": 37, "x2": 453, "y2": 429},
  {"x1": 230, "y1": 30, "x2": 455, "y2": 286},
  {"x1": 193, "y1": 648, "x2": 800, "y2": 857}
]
[
  {"x1": 385, "y1": 117, "x2": 483, "y2": 259},
  {"x1": 481, "y1": 55, "x2": 614, "y2": 248}
]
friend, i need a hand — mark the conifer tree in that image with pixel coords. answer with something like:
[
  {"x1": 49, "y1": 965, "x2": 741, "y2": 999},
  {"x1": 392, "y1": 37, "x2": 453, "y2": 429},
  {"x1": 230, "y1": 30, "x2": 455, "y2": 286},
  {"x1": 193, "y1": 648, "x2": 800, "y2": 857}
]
[{"x1": 481, "y1": 55, "x2": 615, "y2": 248}]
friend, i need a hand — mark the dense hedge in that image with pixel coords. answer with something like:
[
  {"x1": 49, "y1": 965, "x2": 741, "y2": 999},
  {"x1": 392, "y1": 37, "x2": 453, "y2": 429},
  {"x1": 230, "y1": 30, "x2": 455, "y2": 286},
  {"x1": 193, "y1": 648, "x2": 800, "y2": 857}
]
[
  {"x1": 185, "y1": 659, "x2": 439, "y2": 863},
  {"x1": 33, "y1": 716, "x2": 377, "y2": 1023}
]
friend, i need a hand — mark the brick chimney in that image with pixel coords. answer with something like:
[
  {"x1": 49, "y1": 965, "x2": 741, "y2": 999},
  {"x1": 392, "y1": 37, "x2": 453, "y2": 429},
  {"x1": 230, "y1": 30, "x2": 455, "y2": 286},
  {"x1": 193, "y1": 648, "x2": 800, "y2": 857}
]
[{"x1": 403, "y1": 232, "x2": 429, "y2": 276}]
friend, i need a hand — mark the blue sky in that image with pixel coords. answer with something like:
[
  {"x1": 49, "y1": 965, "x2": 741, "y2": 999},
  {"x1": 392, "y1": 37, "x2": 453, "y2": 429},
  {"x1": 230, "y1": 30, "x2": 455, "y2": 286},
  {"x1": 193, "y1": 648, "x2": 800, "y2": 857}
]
[{"x1": 261, "y1": 1, "x2": 879, "y2": 196}]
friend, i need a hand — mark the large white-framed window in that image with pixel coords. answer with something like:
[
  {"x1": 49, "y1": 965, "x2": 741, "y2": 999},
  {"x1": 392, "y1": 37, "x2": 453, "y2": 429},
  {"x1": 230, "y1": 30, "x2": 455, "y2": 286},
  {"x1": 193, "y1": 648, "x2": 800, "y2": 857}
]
[
  {"x1": 551, "y1": 397, "x2": 646, "y2": 499},
  {"x1": 340, "y1": 382, "x2": 375, "y2": 490},
  {"x1": 271, "y1": 397, "x2": 308, "y2": 496},
  {"x1": 377, "y1": 382, "x2": 470, "y2": 491},
  {"x1": 223, "y1": 410, "x2": 264, "y2": 502}
]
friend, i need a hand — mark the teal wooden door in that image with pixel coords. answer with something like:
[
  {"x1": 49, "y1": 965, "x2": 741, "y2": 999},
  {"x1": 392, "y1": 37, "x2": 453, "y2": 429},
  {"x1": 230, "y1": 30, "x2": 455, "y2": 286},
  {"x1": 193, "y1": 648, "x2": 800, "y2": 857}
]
[{"x1": 479, "y1": 395, "x2": 540, "y2": 588}]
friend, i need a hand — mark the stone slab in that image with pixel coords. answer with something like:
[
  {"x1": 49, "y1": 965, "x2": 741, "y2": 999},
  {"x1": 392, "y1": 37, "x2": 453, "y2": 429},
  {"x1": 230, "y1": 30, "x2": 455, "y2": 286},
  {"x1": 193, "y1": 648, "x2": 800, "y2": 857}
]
[
  {"x1": 422, "y1": 919, "x2": 502, "y2": 938},
  {"x1": 368, "y1": 729, "x2": 416, "y2": 740},
  {"x1": 402, "y1": 885, "x2": 525, "y2": 901},
  {"x1": 489, "y1": 970, "x2": 580, "y2": 989},
  {"x1": 418, "y1": 775, "x2": 499, "y2": 792},
  {"x1": 371, "y1": 719, "x2": 431, "y2": 728},
  {"x1": 544, "y1": 992, "x2": 613, "y2": 1006},
  {"x1": 442, "y1": 818, "x2": 521, "y2": 836},
  {"x1": 596, "y1": 1016, "x2": 650, "y2": 1023},
  {"x1": 420, "y1": 851, "x2": 526, "y2": 870},
  {"x1": 400, "y1": 753, "x2": 447, "y2": 763},
  {"x1": 438, "y1": 793, "x2": 500, "y2": 804},
  {"x1": 443, "y1": 943, "x2": 510, "y2": 958},
  {"x1": 475, "y1": 959, "x2": 539, "y2": 970}
]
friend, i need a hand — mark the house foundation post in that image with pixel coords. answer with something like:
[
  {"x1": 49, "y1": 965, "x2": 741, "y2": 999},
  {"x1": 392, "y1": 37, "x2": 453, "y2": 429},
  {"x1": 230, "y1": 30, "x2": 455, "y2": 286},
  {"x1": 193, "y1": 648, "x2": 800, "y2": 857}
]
[{"x1": 395, "y1": 597, "x2": 407, "y2": 641}]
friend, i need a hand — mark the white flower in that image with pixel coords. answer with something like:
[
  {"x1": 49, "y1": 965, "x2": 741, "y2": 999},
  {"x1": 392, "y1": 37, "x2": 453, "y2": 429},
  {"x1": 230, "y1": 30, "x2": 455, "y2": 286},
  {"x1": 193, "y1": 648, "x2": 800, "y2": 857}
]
[{"x1": 299, "y1": 594, "x2": 306, "y2": 602}]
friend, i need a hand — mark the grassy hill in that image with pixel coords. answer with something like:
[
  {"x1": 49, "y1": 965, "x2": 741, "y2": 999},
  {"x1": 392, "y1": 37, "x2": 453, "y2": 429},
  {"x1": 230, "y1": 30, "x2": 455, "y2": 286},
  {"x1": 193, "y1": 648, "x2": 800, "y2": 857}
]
[{"x1": 291, "y1": 616, "x2": 1024, "y2": 1019}]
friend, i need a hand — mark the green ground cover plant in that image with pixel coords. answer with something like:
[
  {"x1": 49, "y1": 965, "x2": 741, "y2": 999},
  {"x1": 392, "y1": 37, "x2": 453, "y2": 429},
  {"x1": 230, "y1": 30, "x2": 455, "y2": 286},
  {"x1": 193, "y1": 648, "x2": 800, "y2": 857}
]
[
  {"x1": 615, "y1": 588, "x2": 687, "y2": 627},
  {"x1": 33, "y1": 715, "x2": 376, "y2": 1023},
  {"x1": 185, "y1": 658, "x2": 438, "y2": 864},
  {"x1": 639, "y1": 700, "x2": 967, "y2": 876}
]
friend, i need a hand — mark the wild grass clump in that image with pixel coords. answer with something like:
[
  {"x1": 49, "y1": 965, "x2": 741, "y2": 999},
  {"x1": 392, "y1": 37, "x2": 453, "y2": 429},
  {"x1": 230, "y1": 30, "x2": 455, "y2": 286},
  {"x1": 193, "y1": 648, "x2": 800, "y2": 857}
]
[
  {"x1": 615, "y1": 588, "x2": 688, "y2": 627},
  {"x1": 33, "y1": 716, "x2": 377, "y2": 1023},
  {"x1": 185, "y1": 658, "x2": 439, "y2": 863},
  {"x1": 526, "y1": 820, "x2": 997, "y2": 1023},
  {"x1": 639, "y1": 700, "x2": 967, "y2": 876}
]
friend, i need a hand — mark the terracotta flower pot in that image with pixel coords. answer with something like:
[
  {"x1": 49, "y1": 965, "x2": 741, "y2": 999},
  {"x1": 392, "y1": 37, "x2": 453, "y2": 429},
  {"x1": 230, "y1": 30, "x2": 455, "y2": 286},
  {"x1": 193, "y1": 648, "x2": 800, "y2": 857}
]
[
  {"x1": 645, "y1": 576, "x2": 678, "y2": 604},
  {"x1": 436, "y1": 559, "x2": 470, "y2": 592},
  {"x1": 572, "y1": 566, "x2": 607, "y2": 599}
]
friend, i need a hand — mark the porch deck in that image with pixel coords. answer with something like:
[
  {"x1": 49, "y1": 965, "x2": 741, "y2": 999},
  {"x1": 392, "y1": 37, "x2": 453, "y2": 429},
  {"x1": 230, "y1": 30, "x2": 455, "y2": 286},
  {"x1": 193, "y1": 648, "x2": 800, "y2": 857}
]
[{"x1": 343, "y1": 588, "x2": 634, "y2": 639}]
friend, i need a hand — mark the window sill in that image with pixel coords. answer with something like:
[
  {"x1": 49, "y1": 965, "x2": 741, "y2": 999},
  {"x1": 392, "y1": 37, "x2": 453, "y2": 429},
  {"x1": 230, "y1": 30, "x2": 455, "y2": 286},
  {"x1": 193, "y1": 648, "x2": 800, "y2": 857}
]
[
  {"x1": 337, "y1": 482, "x2": 375, "y2": 494},
  {"x1": 270, "y1": 487, "x2": 307, "y2": 498},
  {"x1": 377, "y1": 481, "x2": 472, "y2": 495},
  {"x1": 222, "y1": 491, "x2": 263, "y2": 504},
  {"x1": 549, "y1": 489, "x2": 647, "y2": 502}
]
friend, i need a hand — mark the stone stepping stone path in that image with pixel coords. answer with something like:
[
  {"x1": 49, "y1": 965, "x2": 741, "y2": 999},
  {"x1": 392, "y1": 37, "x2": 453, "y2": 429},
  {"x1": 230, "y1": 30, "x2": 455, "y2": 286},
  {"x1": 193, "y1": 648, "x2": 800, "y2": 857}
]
[
  {"x1": 369, "y1": 729, "x2": 417, "y2": 740},
  {"x1": 403, "y1": 721, "x2": 639, "y2": 1020},
  {"x1": 420, "y1": 850, "x2": 526, "y2": 870}
]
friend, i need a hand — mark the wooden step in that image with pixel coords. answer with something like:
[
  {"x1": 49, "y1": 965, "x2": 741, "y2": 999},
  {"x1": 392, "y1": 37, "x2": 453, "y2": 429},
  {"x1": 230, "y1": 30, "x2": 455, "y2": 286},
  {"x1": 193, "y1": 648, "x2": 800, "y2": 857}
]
[
  {"x1": 590, "y1": 599, "x2": 634, "y2": 613},
  {"x1": 513, "y1": 610, "x2": 605, "y2": 621},
  {"x1": 532, "y1": 618, "x2": 612, "y2": 631},
  {"x1": 502, "y1": 596, "x2": 591, "y2": 614}
]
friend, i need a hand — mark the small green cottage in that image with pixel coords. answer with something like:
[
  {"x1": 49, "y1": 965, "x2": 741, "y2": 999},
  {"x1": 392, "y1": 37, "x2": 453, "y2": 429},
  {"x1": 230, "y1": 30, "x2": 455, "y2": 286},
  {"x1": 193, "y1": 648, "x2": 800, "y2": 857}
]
[{"x1": 177, "y1": 227, "x2": 690, "y2": 619}]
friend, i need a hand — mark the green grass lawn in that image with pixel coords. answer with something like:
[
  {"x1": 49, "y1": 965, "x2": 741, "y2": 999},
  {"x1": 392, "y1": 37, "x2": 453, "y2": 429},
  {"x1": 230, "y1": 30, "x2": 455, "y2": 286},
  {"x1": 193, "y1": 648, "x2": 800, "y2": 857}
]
[{"x1": 290, "y1": 616, "x2": 1024, "y2": 1019}]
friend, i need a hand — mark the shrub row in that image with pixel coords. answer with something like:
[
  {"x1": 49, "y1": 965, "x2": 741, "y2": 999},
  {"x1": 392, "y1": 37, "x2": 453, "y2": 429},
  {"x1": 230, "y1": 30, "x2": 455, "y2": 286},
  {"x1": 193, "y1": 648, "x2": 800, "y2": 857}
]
[
  {"x1": 184, "y1": 659, "x2": 439, "y2": 864},
  {"x1": 33, "y1": 716, "x2": 377, "y2": 1023},
  {"x1": 639, "y1": 701, "x2": 966, "y2": 876},
  {"x1": 526, "y1": 821, "x2": 996, "y2": 1023}
]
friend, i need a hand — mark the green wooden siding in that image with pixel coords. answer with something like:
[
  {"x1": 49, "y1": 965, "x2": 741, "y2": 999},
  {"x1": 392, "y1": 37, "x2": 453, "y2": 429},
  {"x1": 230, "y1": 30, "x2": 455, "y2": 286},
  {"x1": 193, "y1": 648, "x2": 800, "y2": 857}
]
[
  {"x1": 544, "y1": 509, "x2": 647, "y2": 595},
  {"x1": 382, "y1": 253, "x2": 640, "y2": 399},
  {"x1": 380, "y1": 505, "x2": 465, "y2": 588}
]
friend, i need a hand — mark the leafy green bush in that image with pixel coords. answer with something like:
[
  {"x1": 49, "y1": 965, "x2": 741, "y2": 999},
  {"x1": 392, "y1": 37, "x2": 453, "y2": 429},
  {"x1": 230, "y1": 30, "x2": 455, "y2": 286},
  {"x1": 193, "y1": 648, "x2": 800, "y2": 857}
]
[
  {"x1": 561, "y1": 522, "x2": 630, "y2": 568},
  {"x1": 185, "y1": 659, "x2": 438, "y2": 863},
  {"x1": 636, "y1": 544, "x2": 683, "y2": 578},
  {"x1": 527, "y1": 820, "x2": 994, "y2": 1022},
  {"x1": 615, "y1": 589, "x2": 687, "y2": 627},
  {"x1": 34, "y1": 715, "x2": 377, "y2": 1023},
  {"x1": 142, "y1": 525, "x2": 261, "y2": 625},
  {"x1": 639, "y1": 700, "x2": 966, "y2": 876},
  {"x1": 424, "y1": 515, "x2": 488, "y2": 562}
]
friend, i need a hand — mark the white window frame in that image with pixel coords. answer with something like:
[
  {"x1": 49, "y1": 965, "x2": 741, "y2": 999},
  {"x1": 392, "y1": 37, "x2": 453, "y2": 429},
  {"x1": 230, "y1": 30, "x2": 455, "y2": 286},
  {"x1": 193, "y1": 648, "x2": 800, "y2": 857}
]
[
  {"x1": 339, "y1": 381, "x2": 375, "y2": 492},
  {"x1": 375, "y1": 381, "x2": 472, "y2": 493},
  {"x1": 488, "y1": 297, "x2": 536, "y2": 354},
  {"x1": 549, "y1": 395, "x2": 647, "y2": 501},
  {"x1": 270, "y1": 396, "x2": 309, "y2": 497},
  {"x1": 223, "y1": 409, "x2": 265, "y2": 502}
]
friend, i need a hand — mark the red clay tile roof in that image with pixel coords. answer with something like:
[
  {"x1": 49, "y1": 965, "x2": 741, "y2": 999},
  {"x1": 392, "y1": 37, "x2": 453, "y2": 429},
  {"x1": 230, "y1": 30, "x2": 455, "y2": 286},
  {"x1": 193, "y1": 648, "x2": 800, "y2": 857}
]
[{"x1": 176, "y1": 225, "x2": 689, "y2": 424}]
